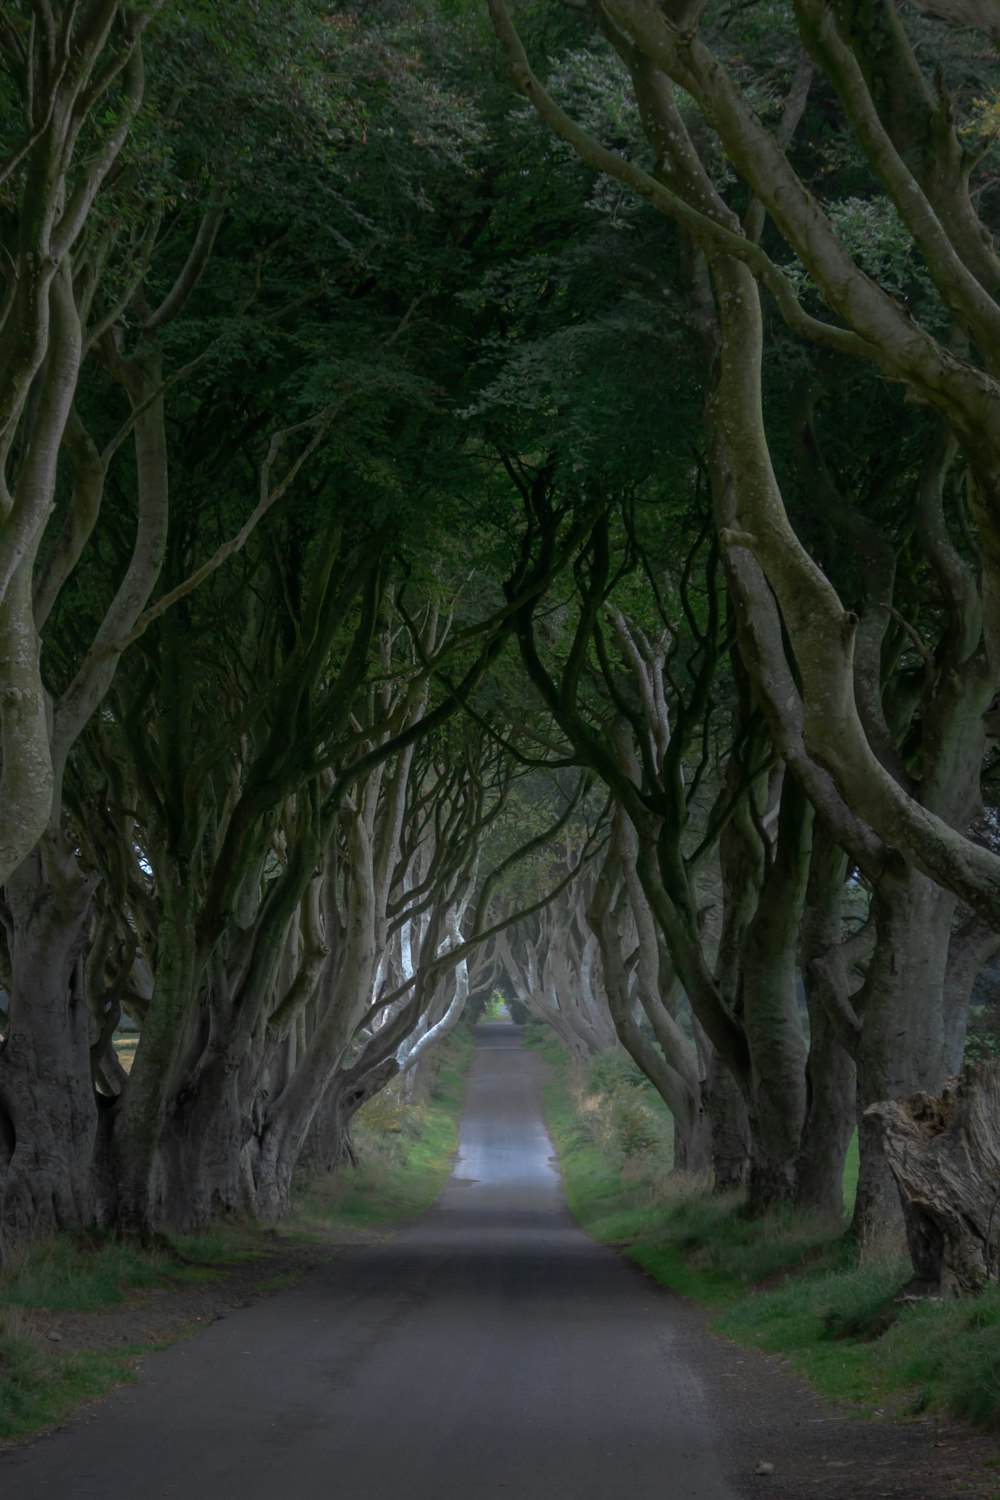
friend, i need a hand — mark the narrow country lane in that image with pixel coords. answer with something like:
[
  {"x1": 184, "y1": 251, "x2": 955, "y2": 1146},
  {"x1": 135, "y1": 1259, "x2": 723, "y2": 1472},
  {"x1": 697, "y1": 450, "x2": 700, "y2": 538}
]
[
  {"x1": 3, "y1": 1025, "x2": 996, "y2": 1500},
  {"x1": 2, "y1": 1024, "x2": 738, "y2": 1499}
]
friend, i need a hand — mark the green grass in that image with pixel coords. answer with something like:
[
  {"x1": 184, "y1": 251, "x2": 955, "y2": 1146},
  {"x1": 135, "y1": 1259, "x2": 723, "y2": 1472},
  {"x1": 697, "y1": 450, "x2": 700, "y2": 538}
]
[
  {"x1": 0, "y1": 1307, "x2": 145, "y2": 1446},
  {"x1": 250, "y1": 1272, "x2": 302, "y2": 1293},
  {"x1": 718, "y1": 1262, "x2": 1000, "y2": 1423},
  {"x1": 0, "y1": 1222, "x2": 279, "y2": 1320},
  {"x1": 542, "y1": 1041, "x2": 1000, "y2": 1432},
  {"x1": 1, "y1": 1231, "x2": 176, "y2": 1312},
  {"x1": 0, "y1": 1227, "x2": 266, "y2": 1446}
]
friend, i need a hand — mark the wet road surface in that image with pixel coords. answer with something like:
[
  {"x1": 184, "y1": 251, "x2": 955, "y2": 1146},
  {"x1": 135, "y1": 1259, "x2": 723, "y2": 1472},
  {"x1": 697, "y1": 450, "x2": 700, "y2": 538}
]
[{"x1": 2, "y1": 1023, "x2": 740, "y2": 1499}]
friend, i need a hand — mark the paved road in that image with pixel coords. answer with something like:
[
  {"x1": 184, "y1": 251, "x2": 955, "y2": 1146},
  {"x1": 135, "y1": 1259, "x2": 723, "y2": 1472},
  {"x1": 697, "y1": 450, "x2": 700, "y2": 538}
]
[{"x1": 2, "y1": 1023, "x2": 739, "y2": 1499}]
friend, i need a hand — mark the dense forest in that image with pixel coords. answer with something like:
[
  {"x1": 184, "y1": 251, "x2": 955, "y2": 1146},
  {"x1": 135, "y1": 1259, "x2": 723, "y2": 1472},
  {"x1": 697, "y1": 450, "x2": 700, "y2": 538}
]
[{"x1": 2, "y1": 0, "x2": 1000, "y2": 1296}]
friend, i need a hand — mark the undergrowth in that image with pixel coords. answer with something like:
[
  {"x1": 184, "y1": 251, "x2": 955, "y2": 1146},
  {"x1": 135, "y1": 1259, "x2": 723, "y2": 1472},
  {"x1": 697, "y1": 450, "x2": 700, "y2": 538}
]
[
  {"x1": 2, "y1": 1232, "x2": 177, "y2": 1312},
  {"x1": 543, "y1": 1038, "x2": 1000, "y2": 1432},
  {"x1": 288, "y1": 1023, "x2": 473, "y2": 1235},
  {"x1": 0, "y1": 1304, "x2": 142, "y2": 1445}
]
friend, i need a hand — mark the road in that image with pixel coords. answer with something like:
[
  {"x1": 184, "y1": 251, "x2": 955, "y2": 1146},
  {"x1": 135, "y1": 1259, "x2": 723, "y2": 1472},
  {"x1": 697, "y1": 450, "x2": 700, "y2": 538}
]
[{"x1": 2, "y1": 1023, "x2": 744, "y2": 1498}]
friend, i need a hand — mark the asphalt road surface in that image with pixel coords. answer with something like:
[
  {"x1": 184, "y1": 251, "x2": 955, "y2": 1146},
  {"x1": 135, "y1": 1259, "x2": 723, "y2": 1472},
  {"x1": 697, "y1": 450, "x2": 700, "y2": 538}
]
[{"x1": 2, "y1": 1023, "x2": 745, "y2": 1499}]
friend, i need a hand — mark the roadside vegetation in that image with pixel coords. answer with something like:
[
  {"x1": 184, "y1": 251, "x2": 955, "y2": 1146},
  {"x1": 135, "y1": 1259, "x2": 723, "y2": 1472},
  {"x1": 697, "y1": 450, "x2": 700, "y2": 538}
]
[
  {"x1": 536, "y1": 1031, "x2": 1000, "y2": 1432},
  {"x1": 0, "y1": 1027, "x2": 472, "y2": 1447},
  {"x1": 292, "y1": 1025, "x2": 474, "y2": 1235}
]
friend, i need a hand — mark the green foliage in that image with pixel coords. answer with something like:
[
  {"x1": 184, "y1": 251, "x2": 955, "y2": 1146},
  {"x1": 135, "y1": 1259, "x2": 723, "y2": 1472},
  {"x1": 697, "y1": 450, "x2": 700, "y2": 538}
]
[
  {"x1": 0, "y1": 1230, "x2": 246, "y2": 1444},
  {"x1": 522, "y1": 1019, "x2": 555, "y2": 1051},
  {"x1": 826, "y1": 197, "x2": 932, "y2": 302},
  {"x1": 721, "y1": 1270, "x2": 1000, "y2": 1427},
  {"x1": 842, "y1": 1129, "x2": 860, "y2": 1215},
  {"x1": 629, "y1": 1199, "x2": 850, "y2": 1306},
  {"x1": 4, "y1": 0, "x2": 996, "y2": 1347},
  {"x1": 571, "y1": 1050, "x2": 672, "y2": 1165},
  {"x1": 0, "y1": 1224, "x2": 269, "y2": 1318},
  {"x1": 463, "y1": 987, "x2": 514, "y2": 1028}
]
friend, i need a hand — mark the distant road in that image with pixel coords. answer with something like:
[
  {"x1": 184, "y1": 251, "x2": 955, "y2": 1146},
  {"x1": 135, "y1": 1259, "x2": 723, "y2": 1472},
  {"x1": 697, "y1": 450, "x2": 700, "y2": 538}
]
[{"x1": 2, "y1": 1022, "x2": 741, "y2": 1498}]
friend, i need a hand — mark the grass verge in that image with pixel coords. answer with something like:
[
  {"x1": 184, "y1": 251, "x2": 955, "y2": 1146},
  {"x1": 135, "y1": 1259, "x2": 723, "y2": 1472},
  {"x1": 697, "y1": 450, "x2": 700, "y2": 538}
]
[
  {"x1": 287, "y1": 1022, "x2": 474, "y2": 1236},
  {"x1": 0, "y1": 1305, "x2": 146, "y2": 1446},
  {"x1": 542, "y1": 1040, "x2": 1000, "y2": 1431},
  {"x1": 0, "y1": 1023, "x2": 474, "y2": 1446}
]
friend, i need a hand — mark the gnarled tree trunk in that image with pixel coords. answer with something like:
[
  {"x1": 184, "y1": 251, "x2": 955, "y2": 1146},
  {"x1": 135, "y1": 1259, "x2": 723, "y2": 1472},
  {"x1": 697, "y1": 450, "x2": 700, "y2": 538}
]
[{"x1": 866, "y1": 1061, "x2": 1000, "y2": 1297}]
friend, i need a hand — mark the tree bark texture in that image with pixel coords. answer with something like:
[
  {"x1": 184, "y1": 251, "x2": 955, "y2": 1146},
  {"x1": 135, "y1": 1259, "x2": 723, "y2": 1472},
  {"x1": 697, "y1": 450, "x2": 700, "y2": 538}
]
[
  {"x1": 0, "y1": 835, "x2": 100, "y2": 1255},
  {"x1": 866, "y1": 1061, "x2": 1000, "y2": 1296},
  {"x1": 852, "y1": 869, "x2": 957, "y2": 1242},
  {"x1": 587, "y1": 817, "x2": 711, "y2": 1176},
  {"x1": 112, "y1": 877, "x2": 202, "y2": 1236},
  {"x1": 741, "y1": 776, "x2": 811, "y2": 1211},
  {"x1": 795, "y1": 827, "x2": 857, "y2": 1217}
]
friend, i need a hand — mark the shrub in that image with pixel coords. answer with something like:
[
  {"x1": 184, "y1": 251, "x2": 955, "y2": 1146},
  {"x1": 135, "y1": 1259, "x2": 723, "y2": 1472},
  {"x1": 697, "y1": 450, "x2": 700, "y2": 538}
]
[
  {"x1": 568, "y1": 1051, "x2": 668, "y2": 1166},
  {"x1": 611, "y1": 1088, "x2": 661, "y2": 1160}
]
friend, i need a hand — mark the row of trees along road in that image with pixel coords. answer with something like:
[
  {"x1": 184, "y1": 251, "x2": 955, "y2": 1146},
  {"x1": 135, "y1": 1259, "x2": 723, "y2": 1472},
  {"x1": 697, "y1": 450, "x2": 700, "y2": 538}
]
[
  {"x1": 479, "y1": 0, "x2": 1000, "y2": 1278},
  {"x1": 1, "y1": 0, "x2": 1000, "y2": 1286}
]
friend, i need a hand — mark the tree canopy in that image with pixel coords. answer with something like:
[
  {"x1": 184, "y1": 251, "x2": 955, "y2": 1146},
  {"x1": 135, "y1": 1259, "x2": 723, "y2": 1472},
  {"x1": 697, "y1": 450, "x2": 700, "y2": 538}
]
[{"x1": 2, "y1": 0, "x2": 1000, "y2": 1288}]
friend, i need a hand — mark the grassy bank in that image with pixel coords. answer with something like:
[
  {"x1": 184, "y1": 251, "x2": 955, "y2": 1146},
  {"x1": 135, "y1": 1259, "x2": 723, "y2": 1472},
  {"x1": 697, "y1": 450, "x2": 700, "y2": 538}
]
[
  {"x1": 289, "y1": 1023, "x2": 474, "y2": 1235},
  {"x1": 537, "y1": 1033, "x2": 1000, "y2": 1432},
  {"x1": 0, "y1": 1024, "x2": 474, "y2": 1446}
]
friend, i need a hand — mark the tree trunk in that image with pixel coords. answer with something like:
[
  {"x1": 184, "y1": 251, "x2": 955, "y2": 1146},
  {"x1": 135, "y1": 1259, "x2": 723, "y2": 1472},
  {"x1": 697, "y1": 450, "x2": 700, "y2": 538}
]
[
  {"x1": 112, "y1": 879, "x2": 202, "y2": 1236},
  {"x1": 866, "y1": 1062, "x2": 1000, "y2": 1296},
  {"x1": 327, "y1": 1056, "x2": 400, "y2": 1167},
  {"x1": 741, "y1": 777, "x2": 811, "y2": 1212},
  {"x1": 285, "y1": 1058, "x2": 399, "y2": 1212},
  {"x1": 941, "y1": 912, "x2": 1000, "y2": 1076},
  {"x1": 706, "y1": 1051, "x2": 750, "y2": 1191},
  {"x1": 795, "y1": 1002, "x2": 856, "y2": 1219},
  {"x1": 852, "y1": 868, "x2": 956, "y2": 1243},
  {"x1": 796, "y1": 827, "x2": 857, "y2": 1218},
  {"x1": 250, "y1": 1119, "x2": 299, "y2": 1223},
  {"x1": 588, "y1": 815, "x2": 712, "y2": 1175},
  {"x1": 0, "y1": 547, "x2": 54, "y2": 886},
  {"x1": 0, "y1": 834, "x2": 99, "y2": 1253},
  {"x1": 150, "y1": 1048, "x2": 254, "y2": 1229}
]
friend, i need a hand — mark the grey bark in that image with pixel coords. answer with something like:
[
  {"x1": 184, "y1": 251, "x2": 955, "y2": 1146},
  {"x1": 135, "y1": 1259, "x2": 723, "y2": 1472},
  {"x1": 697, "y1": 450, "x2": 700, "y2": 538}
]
[
  {"x1": 587, "y1": 815, "x2": 711, "y2": 1175},
  {"x1": 741, "y1": 776, "x2": 812, "y2": 1211},
  {"x1": 852, "y1": 869, "x2": 957, "y2": 1241},
  {"x1": 0, "y1": 834, "x2": 99, "y2": 1255},
  {"x1": 795, "y1": 827, "x2": 857, "y2": 1218},
  {"x1": 866, "y1": 1062, "x2": 1000, "y2": 1296}
]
